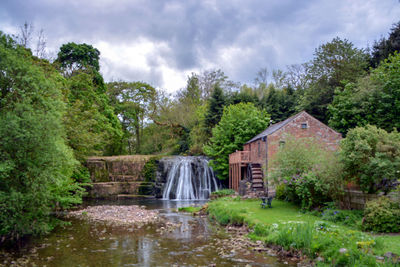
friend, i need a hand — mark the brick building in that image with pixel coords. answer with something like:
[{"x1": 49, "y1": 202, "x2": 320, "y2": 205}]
[{"x1": 228, "y1": 111, "x2": 342, "y2": 192}]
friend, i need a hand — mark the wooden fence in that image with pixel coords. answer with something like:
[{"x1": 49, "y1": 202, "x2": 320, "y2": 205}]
[{"x1": 340, "y1": 190, "x2": 399, "y2": 210}]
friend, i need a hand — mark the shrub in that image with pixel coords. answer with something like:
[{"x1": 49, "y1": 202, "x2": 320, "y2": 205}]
[
  {"x1": 275, "y1": 184, "x2": 286, "y2": 200},
  {"x1": 340, "y1": 125, "x2": 400, "y2": 194},
  {"x1": 211, "y1": 189, "x2": 235, "y2": 197},
  {"x1": 270, "y1": 137, "x2": 343, "y2": 210},
  {"x1": 363, "y1": 196, "x2": 400, "y2": 233},
  {"x1": 141, "y1": 156, "x2": 161, "y2": 182},
  {"x1": 320, "y1": 208, "x2": 363, "y2": 228}
]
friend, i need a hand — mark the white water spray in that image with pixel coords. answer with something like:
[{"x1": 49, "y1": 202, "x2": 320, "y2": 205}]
[{"x1": 162, "y1": 157, "x2": 218, "y2": 200}]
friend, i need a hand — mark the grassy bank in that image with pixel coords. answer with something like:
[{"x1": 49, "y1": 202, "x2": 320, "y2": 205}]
[{"x1": 207, "y1": 197, "x2": 400, "y2": 266}]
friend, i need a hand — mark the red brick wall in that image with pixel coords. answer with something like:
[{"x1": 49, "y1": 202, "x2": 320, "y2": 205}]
[{"x1": 245, "y1": 112, "x2": 342, "y2": 172}]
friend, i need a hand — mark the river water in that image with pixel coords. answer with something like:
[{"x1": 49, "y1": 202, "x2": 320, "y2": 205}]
[{"x1": 1, "y1": 199, "x2": 288, "y2": 267}]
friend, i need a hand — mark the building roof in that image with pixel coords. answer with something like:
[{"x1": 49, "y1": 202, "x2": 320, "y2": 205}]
[{"x1": 246, "y1": 111, "x2": 306, "y2": 144}]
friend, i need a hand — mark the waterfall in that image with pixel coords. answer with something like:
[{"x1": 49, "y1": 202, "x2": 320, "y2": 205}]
[{"x1": 162, "y1": 156, "x2": 219, "y2": 200}]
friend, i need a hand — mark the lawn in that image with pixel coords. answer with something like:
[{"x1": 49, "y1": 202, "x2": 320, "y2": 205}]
[{"x1": 207, "y1": 197, "x2": 400, "y2": 266}]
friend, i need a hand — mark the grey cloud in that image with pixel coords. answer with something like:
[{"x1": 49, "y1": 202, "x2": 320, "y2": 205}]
[{"x1": 1, "y1": 0, "x2": 400, "y2": 90}]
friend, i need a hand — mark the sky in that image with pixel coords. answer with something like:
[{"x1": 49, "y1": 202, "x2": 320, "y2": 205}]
[{"x1": 1, "y1": 0, "x2": 400, "y2": 93}]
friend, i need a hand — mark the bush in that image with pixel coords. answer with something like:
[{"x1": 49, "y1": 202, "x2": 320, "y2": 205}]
[
  {"x1": 320, "y1": 208, "x2": 363, "y2": 228},
  {"x1": 270, "y1": 137, "x2": 343, "y2": 210},
  {"x1": 340, "y1": 125, "x2": 400, "y2": 194},
  {"x1": 211, "y1": 189, "x2": 235, "y2": 197},
  {"x1": 283, "y1": 172, "x2": 332, "y2": 210},
  {"x1": 363, "y1": 197, "x2": 400, "y2": 233}
]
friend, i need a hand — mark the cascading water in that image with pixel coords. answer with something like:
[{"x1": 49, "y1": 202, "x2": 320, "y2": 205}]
[{"x1": 162, "y1": 156, "x2": 219, "y2": 200}]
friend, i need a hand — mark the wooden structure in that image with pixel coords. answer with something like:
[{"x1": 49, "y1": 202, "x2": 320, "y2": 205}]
[{"x1": 228, "y1": 111, "x2": 342, "y2": 192}]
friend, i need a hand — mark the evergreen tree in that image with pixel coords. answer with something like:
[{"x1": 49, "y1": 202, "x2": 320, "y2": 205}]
[{"x1": 204, "y1": 85, "x2": 226, "y2": 136}]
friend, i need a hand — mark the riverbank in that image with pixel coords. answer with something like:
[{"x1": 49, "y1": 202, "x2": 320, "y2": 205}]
[
  {"x1": 207, "y1": 197, "x2": 400, "y2": 266},
  {"x1": 1, "y1": 199, "x2": 287, "y2": 267},
  {"x1": 67, "y1": 205, "x2": 161, "y2": 227}
]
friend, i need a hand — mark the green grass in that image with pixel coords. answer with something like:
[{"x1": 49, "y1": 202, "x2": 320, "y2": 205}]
[
  {"x1": 178, "y1": 206, "x2": 202, "y2": 213},
  {"x1": 207, "y1": 197, "x2": 400, "y2": 266}
]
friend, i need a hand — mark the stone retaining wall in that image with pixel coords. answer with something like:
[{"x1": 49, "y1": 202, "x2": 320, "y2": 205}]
[{"x1": 86, "y1": 155, "x2": 156, "y2": 198}]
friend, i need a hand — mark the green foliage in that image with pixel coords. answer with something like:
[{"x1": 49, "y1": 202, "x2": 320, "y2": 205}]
[
  {"x1": 207, "y1": 198, "x2": 246, "y2": 225},
  {"x1": 319, "y1": 207, "x2": 363, "y2": 228},
  {"x1": 64, "y1": 70, "x2": 123, "y2": 161},
  {"x1": 329, "y1": 52, "x2": 400, "y2": 134},
  {"x1": 204, "y1": 85, "x2": 226, "y2": 136},
  {"x1": 204, "y1": 102, "x2": 269, "y2": 180},
  {"x1": 370, "y1": 21, "x2": 400, "y2": 68},
  {"x1": 300, "y1": 37, "x2": 368, "y2": 123},
  {"x1": 107, "y1": 81, "x2": 157, "y2": 154},
  {"x1": 0, "y1": 32, "x2": 84, "y2": 242},
  {"x1": 208, "y1": 198, "x2": 393, "y2": 266},
  {"x1": 210, "y1": 189, "x2": 235, "y2": 197},
  {"x1": 271, "y1": 137, "x2": 343, "y2": 210},
  {"x1": 178, "y1": 206, "x2": 202, "y2": 213},
  {"x1": 275, "y1": 184, "x2": 286, "y2": 200},
  {"x1": 340, "y1": 125, "x2": 400, "y2": 193},
  {"x1": 363, "y1": 197, "x2": 400, "y2": 233},
  {"x1": 56, "y1": 42, "x2": 100, "y2": 74},
  {"x1": 258, "y1": 85, "x2": 297, "y2": 123},
  {"x1": 284, "y1": 172, "x2": 332, "y2": 210},
  {"x1": 141, "y1": 156, "x2": 160, "y2": 182}
]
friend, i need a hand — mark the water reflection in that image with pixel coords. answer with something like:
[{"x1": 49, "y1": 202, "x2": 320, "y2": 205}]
[{"x1": 0, "y1": 199, "x2": 289, "y2": 267}]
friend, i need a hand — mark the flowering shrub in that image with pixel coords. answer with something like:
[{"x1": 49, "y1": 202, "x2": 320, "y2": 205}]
[
  {"x1": 319, "y1": 207, "x2": 363, "y2": 227},
  {"x1": 270, "y1": 136, "x2": 343, "y2": 210},
  {"x1": 283, "y1": 172, "x2": 331, "y2": 210}
]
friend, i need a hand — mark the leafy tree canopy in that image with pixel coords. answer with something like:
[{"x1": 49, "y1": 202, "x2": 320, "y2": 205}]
[
  {"x1": 329, "y1": 52, "x2": 400, "y2": 134},
  {"x1": 56, "y1": 42, "x2": 100, "y2": 76},
  {"x1": 0, "y1": 32, "x2": 84, "y2": 242},
  {"x1": 340, "y1": 125, "x2": 400, "y2": 194},
  {"x1": 204, "y1": 102, "x2": 270, "y2": 180}
]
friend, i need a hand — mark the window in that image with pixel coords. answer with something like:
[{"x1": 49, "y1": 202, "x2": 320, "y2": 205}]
[
  {"x1": 258, "y1": 141, "x2": 260, "y2": 157},
  {"x1": 301, "y1": 123, "x2": 308, "y2": 129},
  {"x1": 279, "y1": 140, "x2": 285, "y2": 148}
]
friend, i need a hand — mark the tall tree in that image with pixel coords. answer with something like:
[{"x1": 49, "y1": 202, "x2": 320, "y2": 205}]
[
  {"x1": 299, "y1": 37, "x2": 368, "y2": 123},
  {"x1": 370, "y1": 21, "x2": 400, "y2": 68},
  {"x1": 204, "y1": 103, "x2": 270, "y2": 180},
  {"x1": 107, "y1": 81, "x2": 156, "y2": 154},
  {"x1": 204, "y1": 85, "x2": 226, "y2": 136},
  {"x1": 56, "y1": 42, "x2": 101, "y2": 76},
  {"x1": 0, "y1": 33, "x2": 84, "y2": 242},
  {"x1": 329, "y1": 52, "x2": 400, "y2": 134}
]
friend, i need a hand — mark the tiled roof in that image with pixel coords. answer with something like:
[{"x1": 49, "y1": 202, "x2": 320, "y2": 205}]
[{"x1": 246, "y1": 111, "x2": 306, "y2": 144}]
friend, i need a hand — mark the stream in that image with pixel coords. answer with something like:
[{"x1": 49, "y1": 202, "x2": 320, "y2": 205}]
[{"x1": 1, "y1": 199, "x2": 288, "y2": 267}]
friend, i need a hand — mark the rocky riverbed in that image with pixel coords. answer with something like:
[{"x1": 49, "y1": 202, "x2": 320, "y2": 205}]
[{"x1": 67, "y1": 205, "x2": 161, "y2": 227}]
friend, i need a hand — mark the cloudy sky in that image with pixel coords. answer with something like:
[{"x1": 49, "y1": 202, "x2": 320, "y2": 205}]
[{"x1": 1, "y1": 0, "x2": 399, "y2": 92}]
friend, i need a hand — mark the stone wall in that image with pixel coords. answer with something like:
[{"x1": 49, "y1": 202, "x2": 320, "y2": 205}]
[{"x1": 86, "y1": 155, "x2": 156, "y2": 198}]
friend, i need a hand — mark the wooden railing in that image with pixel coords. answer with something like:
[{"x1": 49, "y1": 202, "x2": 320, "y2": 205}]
[{"x1": 229, "y1": 151, "x2": 250, "y2": 164}]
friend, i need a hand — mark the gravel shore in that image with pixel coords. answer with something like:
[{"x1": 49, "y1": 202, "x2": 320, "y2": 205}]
[{"x1": 68, "y1": 205, "x2": 161, "y2": 227}]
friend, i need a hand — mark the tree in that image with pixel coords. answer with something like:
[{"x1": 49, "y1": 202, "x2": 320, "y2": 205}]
[
  {"x1": 329, "y1": 52, "x2": 400, "y2": 134},
  {"x1": 340, "y1": 125, "x2": 400, "y2": 194},
  {"x1": 258, "y1": 84, "x2": 296, "y2": 123},
  {"x1": 204, "y1": 103, "x2": 270, "y2": 180},
  {"x1": 370, "y1": 21, "x2": 400, "y2": 68},
  {"x1": 107, "y1": 81, "x2": 157, "y2": 154},
  {"x1": 0, "y1": 33, "x2": 84, "y2": 242},
  {"x1": 204, "y1": 85, "x2": 226, "y2": 136},
  {"x1": 198, "y1": 69, "x2": 239, "y2": 99},
  {"x1": 56, "y1": 42, "x2": 100, "y2": 76},
  {"x1": 299, "y1": 37, "x2": 368, "y2": 123}
]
